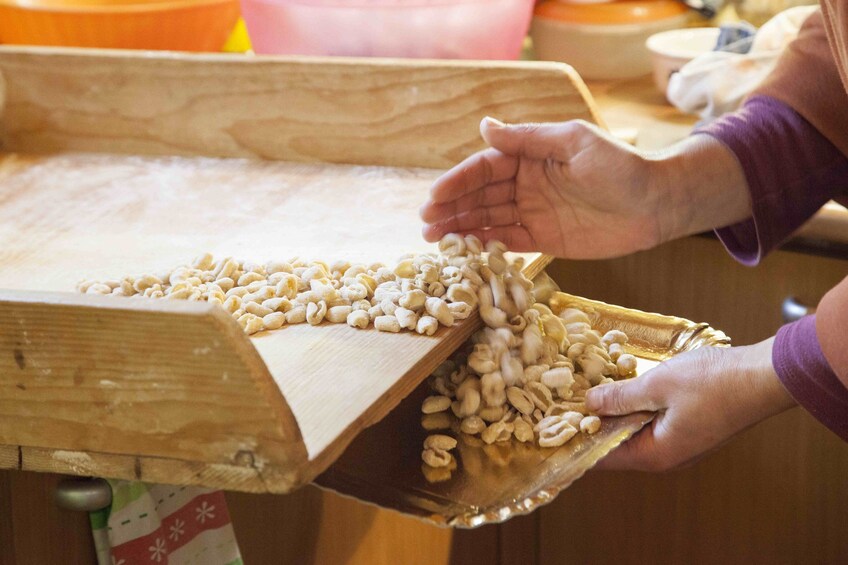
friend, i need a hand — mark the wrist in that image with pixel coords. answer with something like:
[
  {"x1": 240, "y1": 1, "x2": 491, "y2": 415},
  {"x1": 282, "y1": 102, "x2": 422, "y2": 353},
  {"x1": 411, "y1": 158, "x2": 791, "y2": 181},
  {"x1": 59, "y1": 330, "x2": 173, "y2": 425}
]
[
  {"x1": 646, "y1": 135, "x2": 753, "y2": 242},
  {"x1": 736, "y1": 338, "x2": 797, "y2": 425}
]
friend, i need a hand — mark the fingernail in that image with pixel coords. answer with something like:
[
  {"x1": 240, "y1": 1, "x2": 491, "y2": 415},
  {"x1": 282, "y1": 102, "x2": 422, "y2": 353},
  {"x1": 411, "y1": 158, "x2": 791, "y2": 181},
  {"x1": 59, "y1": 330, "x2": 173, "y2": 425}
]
[
  {"x1": 585, "y1": 388, "x2": 601, "y2": 411},
  {"x1": 482, "y1": 116, "x2": 506, "y2": 128}
]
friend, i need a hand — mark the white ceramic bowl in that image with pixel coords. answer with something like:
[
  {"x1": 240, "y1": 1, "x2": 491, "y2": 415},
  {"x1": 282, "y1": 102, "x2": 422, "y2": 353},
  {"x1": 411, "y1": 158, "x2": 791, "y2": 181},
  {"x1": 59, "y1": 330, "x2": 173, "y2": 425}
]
[
  {"x1": 531, "y1": 13, "x2": 691, "y2": 80},
  {"x1": 646, "y1": 27, "x2": 721, "y2": 94}
]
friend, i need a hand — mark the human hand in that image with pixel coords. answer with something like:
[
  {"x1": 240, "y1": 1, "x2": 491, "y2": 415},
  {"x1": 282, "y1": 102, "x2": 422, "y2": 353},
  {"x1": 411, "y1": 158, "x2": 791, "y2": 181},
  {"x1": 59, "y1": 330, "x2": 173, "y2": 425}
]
[
  {"x1": 420, "y1": 117, "x2": 751, "y2": 259},
  {"x1": 585, "y1": 338, "x2": 796, "y2": 471}
]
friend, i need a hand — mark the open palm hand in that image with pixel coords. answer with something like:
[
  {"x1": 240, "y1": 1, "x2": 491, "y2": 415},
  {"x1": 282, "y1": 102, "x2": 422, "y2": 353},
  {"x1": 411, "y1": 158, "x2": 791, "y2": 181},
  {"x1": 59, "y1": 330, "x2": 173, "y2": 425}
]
[{"x1": 420, "y1": 118, "x2": 666, "y2": 259}]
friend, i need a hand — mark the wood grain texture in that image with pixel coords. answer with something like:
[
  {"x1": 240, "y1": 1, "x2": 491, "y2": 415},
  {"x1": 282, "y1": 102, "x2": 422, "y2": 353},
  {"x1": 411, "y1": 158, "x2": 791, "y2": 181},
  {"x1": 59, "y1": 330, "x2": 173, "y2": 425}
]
[
  {"x1": 0, "y1": 46, "x2": 602, "y2": 170},
  {"x1": 226, "y1": 486, "x2": 502, "y2": 565},
  {"x1": 0, "y1": 445, "x2": 18, "y2": 469},
  {"x1": 0, "y1": 470, "x2": 97, "y2": 565},
  {"x1": 541, "y1": 237, "x2": 848, "y2": 564},
  {"x1": 547, "y1": 236, "x2": 848, "y2": 346},
  {"x1": 0, "y1": 291, "x2": 306, "y2": 492},
  {"x1": 0, "y1": 47, "x2": 597, "y2": 492},
  {"x1": 0, "y1": 156, "x2": 549, "y2": 490}
]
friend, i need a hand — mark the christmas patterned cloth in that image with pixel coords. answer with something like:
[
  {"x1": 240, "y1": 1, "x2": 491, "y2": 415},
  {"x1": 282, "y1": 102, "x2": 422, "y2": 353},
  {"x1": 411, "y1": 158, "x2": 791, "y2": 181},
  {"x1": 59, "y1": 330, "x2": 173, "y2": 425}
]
[{"x1": 89, "y1": 481, "x2": 242, "y2": 565}]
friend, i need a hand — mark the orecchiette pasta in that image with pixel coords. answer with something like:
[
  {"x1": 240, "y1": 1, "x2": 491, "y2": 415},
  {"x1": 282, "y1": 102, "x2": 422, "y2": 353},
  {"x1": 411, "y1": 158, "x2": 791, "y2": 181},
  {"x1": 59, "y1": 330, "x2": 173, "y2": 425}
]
[{"x1": 76, "y1": 233, "x2": 636, "y2": 471}]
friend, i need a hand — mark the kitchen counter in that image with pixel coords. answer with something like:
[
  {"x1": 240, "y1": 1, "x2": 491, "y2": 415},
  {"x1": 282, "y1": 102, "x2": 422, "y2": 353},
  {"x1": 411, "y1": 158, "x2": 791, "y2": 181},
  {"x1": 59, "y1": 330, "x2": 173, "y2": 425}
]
[{"x1": 587, "y1": 75, "x2": 848, "y2": 251}]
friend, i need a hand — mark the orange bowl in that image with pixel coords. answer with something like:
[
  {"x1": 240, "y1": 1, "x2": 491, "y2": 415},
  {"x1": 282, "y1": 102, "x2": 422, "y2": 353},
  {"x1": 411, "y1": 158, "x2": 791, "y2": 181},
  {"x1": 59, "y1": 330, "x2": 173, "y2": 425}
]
[
  {"x1": 0, "y1": 0, "x2": 241, "y2": 52},
  {"x1": 535, "y1": 0, "x2": 688, "y2": 25}
]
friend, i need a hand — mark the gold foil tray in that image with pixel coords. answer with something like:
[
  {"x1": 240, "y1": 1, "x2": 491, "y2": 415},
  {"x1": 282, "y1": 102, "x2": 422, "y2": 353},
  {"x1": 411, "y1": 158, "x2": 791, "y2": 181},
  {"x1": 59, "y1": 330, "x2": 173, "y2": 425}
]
[{"x1": 315, "y1": 293, "x2": 730, "y2": 527}]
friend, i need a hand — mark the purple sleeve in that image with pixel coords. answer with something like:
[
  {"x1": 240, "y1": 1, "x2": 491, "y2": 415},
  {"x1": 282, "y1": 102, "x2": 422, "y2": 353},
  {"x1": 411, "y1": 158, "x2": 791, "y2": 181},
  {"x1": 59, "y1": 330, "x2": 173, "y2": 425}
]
[
  {"x1": 774, "y1": 315, "x2": 848, "y2": 441},
  {"x1": 695, "y1": 95, "x2": 848, "y2": 265},
  {"x1": 697, "y1": 95, "x2": 848, "y2": 442}
]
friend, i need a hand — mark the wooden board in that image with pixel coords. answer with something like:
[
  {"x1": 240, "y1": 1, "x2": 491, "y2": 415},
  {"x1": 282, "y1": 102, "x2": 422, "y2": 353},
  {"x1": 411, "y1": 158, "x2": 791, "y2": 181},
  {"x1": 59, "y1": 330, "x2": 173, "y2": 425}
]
[
  {"x1": 0, "y1": 46, "x2": 603, "y2": 169},
  {"x1": 0, "y1": 47, "x2": 599, "y2": 492}
]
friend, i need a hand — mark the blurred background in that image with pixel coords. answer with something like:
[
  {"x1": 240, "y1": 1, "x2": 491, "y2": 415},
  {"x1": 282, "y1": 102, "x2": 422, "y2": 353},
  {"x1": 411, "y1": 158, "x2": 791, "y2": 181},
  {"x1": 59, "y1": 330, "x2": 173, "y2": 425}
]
[{"x1": 0, "y1": 0, "x2": 818, "y2": 71}]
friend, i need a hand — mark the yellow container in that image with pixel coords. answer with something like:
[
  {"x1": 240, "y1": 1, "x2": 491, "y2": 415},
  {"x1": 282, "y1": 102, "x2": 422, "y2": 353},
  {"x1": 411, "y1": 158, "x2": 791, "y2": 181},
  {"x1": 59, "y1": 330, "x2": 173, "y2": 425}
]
[{"x1": 0, "y1": 0, "x2": 241, "y2": 52}]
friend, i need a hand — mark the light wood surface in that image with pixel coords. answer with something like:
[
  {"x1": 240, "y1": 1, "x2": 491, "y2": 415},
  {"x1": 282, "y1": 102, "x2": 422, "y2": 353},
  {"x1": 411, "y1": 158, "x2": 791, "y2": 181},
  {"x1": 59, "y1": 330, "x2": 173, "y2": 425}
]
[
  {"x1": 0, "y1": 445, "x2": 17, "y2": 469},
  {"x1": 0, "y1": 46, "x2": 602, "y2": 169},
  {"x1": 0, "y1": 47, "x2": 598, "y2": 492},
  {"x1": 0, "y1": 290, "x2": 306, "y2": 492},
  {"x1": 795, "y1": 201, "x2": 848, "y2": 246},
  {"x1": 542, "y1": 238, "x2": 848, "y2": 563},
  {"x1": 586, "y1": 77, "x2": 696, "y2": 151},
  {"x1": 0, "y1": 155, "x2": 549, "y2": 492}
]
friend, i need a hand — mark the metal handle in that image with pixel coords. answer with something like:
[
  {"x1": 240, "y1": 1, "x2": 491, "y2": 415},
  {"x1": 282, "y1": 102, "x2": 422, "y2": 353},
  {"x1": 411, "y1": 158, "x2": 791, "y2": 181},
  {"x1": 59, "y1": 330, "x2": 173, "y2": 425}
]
[
  {"x1": 781, "y1": 296, "x2": 815, "y2": 323},
  {"x1": 54, "y1": 478, "x2": 112, "y2": 512}
]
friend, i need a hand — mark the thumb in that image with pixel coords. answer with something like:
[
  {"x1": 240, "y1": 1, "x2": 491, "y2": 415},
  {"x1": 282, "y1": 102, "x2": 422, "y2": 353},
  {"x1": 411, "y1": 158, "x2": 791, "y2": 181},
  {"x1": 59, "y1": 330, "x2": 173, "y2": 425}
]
[
  {"x1": 585, "y1": 376, "x2": 662, "y2": 416},
  {"x1": 480, "y1": 117, "x2": 594, "y2": 161}
]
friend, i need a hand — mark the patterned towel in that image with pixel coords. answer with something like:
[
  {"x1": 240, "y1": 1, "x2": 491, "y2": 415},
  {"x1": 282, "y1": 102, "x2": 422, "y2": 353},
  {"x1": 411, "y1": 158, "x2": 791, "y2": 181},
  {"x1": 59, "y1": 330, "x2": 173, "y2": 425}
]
[{"x1": 90, "y1": 481, "x2": 242, "y2": 565}]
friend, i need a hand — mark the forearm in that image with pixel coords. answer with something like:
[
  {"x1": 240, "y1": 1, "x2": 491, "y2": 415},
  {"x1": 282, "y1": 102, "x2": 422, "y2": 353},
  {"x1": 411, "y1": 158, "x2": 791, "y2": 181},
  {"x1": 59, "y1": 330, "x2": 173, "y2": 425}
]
[
  {"x1": 647, "y1": 135, "x2": 751, "y2": 243},
  {"x1": 644, "y1": 94, "x2": 848, "y2": 258}
]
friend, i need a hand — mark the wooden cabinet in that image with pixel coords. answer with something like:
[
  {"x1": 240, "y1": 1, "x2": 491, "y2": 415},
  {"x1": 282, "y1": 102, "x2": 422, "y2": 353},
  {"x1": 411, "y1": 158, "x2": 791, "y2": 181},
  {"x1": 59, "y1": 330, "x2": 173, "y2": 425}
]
[
  {"x1": 546, "y1": 236, "x2": 847, "y2": 346},
  {"x1": 0, "y1": 470, "x2": 96, "y2": 565},
  {"x1": 538, "y1": 237, "x2": 848, "y2": 565},
  {"x1": 226, "y1": 486, "x2": 507, "y2": 565}
]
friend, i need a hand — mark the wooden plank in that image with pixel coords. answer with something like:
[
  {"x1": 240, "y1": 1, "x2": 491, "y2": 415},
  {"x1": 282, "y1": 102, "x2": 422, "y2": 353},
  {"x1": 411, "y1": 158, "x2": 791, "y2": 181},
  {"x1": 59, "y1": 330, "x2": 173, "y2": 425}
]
[
  {"x1": 0, "y1": 445, "x2": 18, "y2": 470},
  {"x1": 0, "y1": 152, "x2": 549, "y2": 488},
  {"x1": 21, "y1": 447, "x2": 137, "y2": 478},
  {"x1": 5, "y1": 444, "x2": 279, "y2": 493},
  {"x1": 0, "y1": 47, "x2": 597, "y2": 492},
  {"x1": 0, "y1": 46, "x2": 603, "y2": 169},
  {"x1": 0, "y1": 291, "x2": 307, "y2": 492}
]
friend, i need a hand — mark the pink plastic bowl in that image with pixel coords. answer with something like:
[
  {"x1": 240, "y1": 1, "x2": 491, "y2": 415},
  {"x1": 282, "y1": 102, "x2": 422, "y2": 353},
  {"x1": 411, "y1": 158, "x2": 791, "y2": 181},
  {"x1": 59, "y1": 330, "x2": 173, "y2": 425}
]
[{"x1": 240, "y1": 0, "x2": 535, "y2": 59}]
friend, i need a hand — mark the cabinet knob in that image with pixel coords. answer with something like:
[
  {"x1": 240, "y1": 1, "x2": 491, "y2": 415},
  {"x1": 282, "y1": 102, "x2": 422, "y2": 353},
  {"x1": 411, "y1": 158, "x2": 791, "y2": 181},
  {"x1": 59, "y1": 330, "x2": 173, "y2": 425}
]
[
  {"x1": 54, "y1": 478, "x2": 112, "y2": 512},
  {"x1": 781, "y1": 296, "x2": 815, "y2": 323}
]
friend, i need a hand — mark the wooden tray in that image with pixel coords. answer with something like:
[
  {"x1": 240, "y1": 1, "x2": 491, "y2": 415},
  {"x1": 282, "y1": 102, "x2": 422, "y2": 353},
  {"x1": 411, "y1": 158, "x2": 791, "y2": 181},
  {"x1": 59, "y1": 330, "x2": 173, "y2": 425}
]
[{"x1": 0, "y1": 47, "x2": 602, "y2": 493}]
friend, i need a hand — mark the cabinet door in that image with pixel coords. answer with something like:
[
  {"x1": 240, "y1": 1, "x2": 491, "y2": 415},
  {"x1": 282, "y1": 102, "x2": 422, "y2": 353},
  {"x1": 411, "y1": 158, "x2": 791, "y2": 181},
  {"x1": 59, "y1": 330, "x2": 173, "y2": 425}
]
[
  {"x1": 0, "y1": 470, "x2": 97, "y2": 565},
  {"x1": 546, "y1": 237, "x2": 847, "y2": 346},
  {"x1": 226, "y1": 486, "x2": 502, "y2": 565},
  {"x1": 540, "y1": 238, "x2": 848, "y2": 564}
]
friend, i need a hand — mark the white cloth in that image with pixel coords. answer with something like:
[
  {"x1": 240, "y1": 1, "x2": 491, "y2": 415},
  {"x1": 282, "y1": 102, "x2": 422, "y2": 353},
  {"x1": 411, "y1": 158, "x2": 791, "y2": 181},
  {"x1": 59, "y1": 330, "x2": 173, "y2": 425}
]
[{"x1": 667, "y1": 5, "x2": 819, "y2": 119}]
